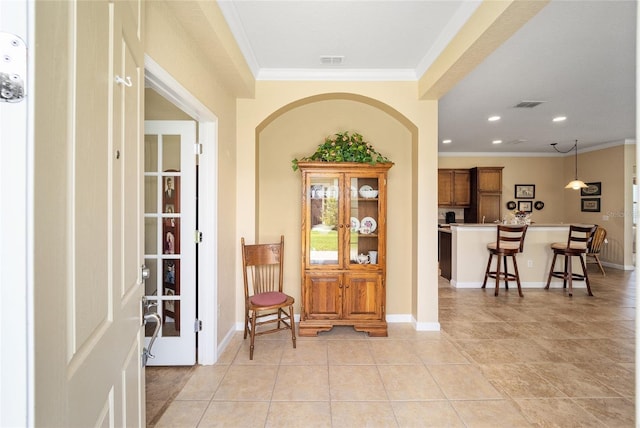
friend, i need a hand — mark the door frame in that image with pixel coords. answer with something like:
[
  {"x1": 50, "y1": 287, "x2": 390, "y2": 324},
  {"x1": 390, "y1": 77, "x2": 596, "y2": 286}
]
[
  {"x1": 145, "y1": 55, "x2": 218, "y2": 364},
  {"x1": 1, "y1": 0, "x2": 33, "y2": 425}
]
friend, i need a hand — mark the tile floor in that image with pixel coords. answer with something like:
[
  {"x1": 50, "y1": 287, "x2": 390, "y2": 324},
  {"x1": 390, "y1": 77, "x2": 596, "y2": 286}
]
[{"x1": 147, "y1": 268, "x2": 635, "y2": 427}]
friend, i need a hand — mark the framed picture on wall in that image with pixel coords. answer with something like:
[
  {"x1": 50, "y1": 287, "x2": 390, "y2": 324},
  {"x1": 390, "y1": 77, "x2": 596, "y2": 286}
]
[
  {"x1": 515, "y1": 184, "x2": 535, "y2": 199},
  {"x1": 581, "y1": 198, "x2": 601, "y2": 212},
  {"x1": 580, "y1": 182, "x2": 602, "y2": 197},
  {"x1": 518, "y1": 200, "x2": 532, "y2": 213}
]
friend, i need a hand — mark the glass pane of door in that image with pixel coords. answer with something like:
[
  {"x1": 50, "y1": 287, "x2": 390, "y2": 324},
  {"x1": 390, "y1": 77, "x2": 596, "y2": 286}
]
[
  {"x1": 144, "y1": 133, "x2": 182, "y2": 337},
  {"x1": 309, "y1": 176, "x2": 340, "y2": 265},
  {"x1": 350, "y1": 176, "x2": 379, "y2": 265}
]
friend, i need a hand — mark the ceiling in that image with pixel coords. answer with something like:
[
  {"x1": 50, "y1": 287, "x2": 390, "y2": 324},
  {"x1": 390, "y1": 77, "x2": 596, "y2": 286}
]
[{"x1": 218, "y1": 0, "x2": 636, "y2": 154}]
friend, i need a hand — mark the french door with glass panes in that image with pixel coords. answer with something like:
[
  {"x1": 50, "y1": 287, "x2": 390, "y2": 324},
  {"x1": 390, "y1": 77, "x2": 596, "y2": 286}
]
[{"x1": 144, "y1": 120, "x2": 196, "y2": 365}]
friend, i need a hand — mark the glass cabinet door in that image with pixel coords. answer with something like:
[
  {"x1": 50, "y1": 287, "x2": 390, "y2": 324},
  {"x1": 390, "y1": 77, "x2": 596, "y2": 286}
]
[
  {"x1": 348, "y1": 175, "x2": 380, "y2": 266},
  {"x1": 307, "y1": 175, "x2": 341, "y2": 266}
]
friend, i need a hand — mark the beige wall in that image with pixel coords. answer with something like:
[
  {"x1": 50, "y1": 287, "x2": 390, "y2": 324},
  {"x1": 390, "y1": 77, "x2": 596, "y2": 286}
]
[
  {"x1": 439, "y1": 142, "x2": 636, "y2": 269},
  {"x1": 146, "y1": 1, "x2": 242, "y2": 344}
]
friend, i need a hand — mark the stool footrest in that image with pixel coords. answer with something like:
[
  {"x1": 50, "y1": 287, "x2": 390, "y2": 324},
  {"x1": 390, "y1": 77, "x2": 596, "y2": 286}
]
[{"x1": 550, "y1": 271, "x2": 586, "y2": 281}]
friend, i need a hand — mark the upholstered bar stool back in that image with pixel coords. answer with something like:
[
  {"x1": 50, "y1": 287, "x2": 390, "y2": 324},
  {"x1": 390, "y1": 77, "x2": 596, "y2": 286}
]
[
  {"x1": 545, "y1": 224, "x2": 597, "y2": 296},
  {"x1": 481, "y1": 224, "x2": 528, "y2": 297}
]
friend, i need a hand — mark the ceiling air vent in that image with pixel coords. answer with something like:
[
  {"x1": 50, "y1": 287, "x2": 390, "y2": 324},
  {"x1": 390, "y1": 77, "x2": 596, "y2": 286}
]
[
  {"x1": 514, "y1": 100, "x2": 546, "y2": 108},
  {"x1": 320, "y1": 55, "x2": 344, "y2": 65}
]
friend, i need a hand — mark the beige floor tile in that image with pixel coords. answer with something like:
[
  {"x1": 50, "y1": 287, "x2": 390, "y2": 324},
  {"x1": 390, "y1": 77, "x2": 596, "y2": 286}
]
[
  {"x1": 197, "y1": 401, "x2": 269, "y2": 428},
  {"x1": 327, "y1": 340, "x2": 374, "y2": 365},
  {"x1": 213, "y1": 365, "x2": 278, "y2": 401},
  {"x1": 451, "y1": 399, "x2": 532, "y2": 427},
  {"x1": 175, "y1": 365, "x2": 228, "y2": 401},
  {"x1": 478, "y1": 364, "x2": 566, "y2": 399},
  {"x1": 573, "y1": 397, "x2": 635, "y2": 427},
  {"x1": 513, "y1": 398, "x2": 605, "y2": 427},
  {"x1": 329, "y1": 365, "x2": 387, "y2": 401},
  {"x1": 532, "y1": 338, "x2": 614, "y2": 364},
  {"x1": 272, "y1": 365, "x2": 330, "y2": 401},
  {"x1": 391, "y1": 401, "x2": 464, "y2": 427},
  {"x1": 412, "y1": 339, "x2": 470, "y2": 364},
  {"x1": 496, "y1": 338, "x2": 566, "y2": 363},
  {"x1": 265, "y1": 401, "x2": 332, "y2": 427},
  {"x1": 527, "y1": 363, "x2": 621, "y2": 398},
  {"x1": 573, "y1": 362, "x2": 635, "y2": 397},
  {"x1": 234, "y1": 338, "x2": 285, "y2": 364},
  {"x1": 331, "y1": 401, "x2": 397, "y2": 428},
  {"x1": 280, "y1": 340, "x2": 327, "y2": 365},
  {"x1": 369, "y1": 340, "x2": 422, "y2": 364},
  {"x1": 378, "y1": 365, "x2": 445, "y2": 400},
  {"x1": 427, "y1": 364, "x2": 503, "y2": 400},
  {"x1": 154, "y1": 400, "x2": 209, "y2": 428},
  {"x1": 455, "y1": 340, "x2": 520, "y2": 364}
]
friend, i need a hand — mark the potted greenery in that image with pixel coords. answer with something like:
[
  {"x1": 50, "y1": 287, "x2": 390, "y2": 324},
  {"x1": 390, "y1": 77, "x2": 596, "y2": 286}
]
[{"x1": 291, "y1": 131, "x2": 390, "y2": 171}]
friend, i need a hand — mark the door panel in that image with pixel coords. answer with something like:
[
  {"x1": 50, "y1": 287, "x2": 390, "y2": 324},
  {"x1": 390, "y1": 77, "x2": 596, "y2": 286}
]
[
  {"x1": 66, "y1": 0, "x2": 145, "y2": 426},
  {"x1": 343, "y1": 273, "x2": 382, "y2": 319},
  {"x1": 304, "y1": 274, "x2": 342, "y2": 319},
  {"x1": 144, "y1": 120, "x2": 196, "y2": 365}
]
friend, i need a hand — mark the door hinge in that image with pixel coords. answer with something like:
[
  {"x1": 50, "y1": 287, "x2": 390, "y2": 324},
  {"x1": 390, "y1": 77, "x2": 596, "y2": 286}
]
[
  {"x1": 195, "y1": 230, "x2": 203, "y2": 243},
  {"x1": 194, "y1": 143, "x2": 203, "y2": 155},
  {"x1": 0, "y1": 33, "x2": 27, "y2": 103},
  {"x1": 194, "y1": 319, "x2": 202, "y2": 332}
]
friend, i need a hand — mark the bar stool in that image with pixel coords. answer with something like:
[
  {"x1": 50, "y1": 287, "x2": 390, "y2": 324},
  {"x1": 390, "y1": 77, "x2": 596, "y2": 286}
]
[
  {"x1": 482, "y1": 224, "x2": 528, "y2": 297},
  {"x1": 545, "y1": 224, "x2": 597, "y2": 296}
]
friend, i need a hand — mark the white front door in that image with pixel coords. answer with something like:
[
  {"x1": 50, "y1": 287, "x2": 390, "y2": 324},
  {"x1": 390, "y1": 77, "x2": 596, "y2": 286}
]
[
  {"x1": 143, "y1": 120, "x2": 197, "y2": 365},
  {"x1": 65, "y1": 0, "x2": 146, "y2": 426}
]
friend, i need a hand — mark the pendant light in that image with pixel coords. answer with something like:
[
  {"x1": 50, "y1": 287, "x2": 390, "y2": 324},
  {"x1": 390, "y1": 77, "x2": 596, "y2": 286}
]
[{"x1": 551, "y1": 140, "x2": 587, "y2": 189}]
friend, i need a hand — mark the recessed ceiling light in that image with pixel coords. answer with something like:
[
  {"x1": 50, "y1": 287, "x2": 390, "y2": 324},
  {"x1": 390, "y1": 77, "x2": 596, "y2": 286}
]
[
  {"x1": 488, "y1": 116, "x2": 501, "y2": 122},
  {"x1": 552, "y1": 116, "x2": 567, "y2": 122},
  {"x1": 442, "y1": 139, "x2": 452, "y2": 144},
  {"x1": 492, "y1": 140, "x2": 502, "y2": 144}
]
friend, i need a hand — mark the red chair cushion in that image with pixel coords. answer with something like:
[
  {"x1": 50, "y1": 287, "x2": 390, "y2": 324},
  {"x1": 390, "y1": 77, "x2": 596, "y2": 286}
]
[{"x1": 250, "y1": 291, "x2": 287, "y2": 306}]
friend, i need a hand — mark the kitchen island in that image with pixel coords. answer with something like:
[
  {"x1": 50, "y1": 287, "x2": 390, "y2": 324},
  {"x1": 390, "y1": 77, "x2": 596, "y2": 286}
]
[{"x1": 443, "y1": 223, "x2": 585, "y2": 289}]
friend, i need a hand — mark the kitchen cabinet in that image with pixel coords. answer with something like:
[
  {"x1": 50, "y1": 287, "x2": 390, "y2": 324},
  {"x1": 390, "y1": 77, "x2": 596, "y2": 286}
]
[
  {"x1": 297, "y1": 161, "x2": 392, "y2": 337},
  {"x1": 465, "y1": 167, "x2": 503, "y2": 223},
  {"x1": 438, "y1": 169, "x2": 470, "y2": 207}
]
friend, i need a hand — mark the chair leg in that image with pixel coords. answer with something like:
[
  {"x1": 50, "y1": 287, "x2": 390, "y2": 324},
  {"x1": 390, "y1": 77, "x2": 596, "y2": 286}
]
[
  {"x1": 249, "y1": 310, "x2": 257, "y2": 360},
  {"x1": 580, "y1": 254, "x2": 594, "y2": 296},
  {"x1": 511, "y1": 256, "x2": 524, "y2": 297},
  {"x1": 244, "y1": 306, "x2": 249, "y2": 339},
  {"x1": 545, "y1": 253, "x2": 558, "y2": 289},
  {"x1": 566, "y1": 255, "x2": 573, "y2": 296},
  {"x1": 494, "y1": 255, "x2": 501, "y2": 296},
  {"x1": 595, "y1": 255, "x2": 606, "y2": 276},
  {"x1": 289, "y1": 304, "x2": 297, "y2": 349},
  {"x1": 482, "y1": 254, "x2": 493, "y2": 289},
  {"x1": 502, "y1": 255, "x2": 509, "y2": 290}
]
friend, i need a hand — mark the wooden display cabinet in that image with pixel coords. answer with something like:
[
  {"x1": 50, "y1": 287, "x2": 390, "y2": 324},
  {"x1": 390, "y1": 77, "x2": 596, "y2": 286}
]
[{"x1": 297, "y1": 161, "x2": 392, "y2": 337}]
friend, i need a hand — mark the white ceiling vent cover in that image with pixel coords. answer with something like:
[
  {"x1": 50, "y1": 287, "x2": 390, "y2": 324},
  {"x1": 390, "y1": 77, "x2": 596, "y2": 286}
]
[
  {"x1": 514, "y1": 100, "x2": 546, "y2": 108},
  {"x1": 320, "y1": 55, "x2": 344, "y2": 65}
]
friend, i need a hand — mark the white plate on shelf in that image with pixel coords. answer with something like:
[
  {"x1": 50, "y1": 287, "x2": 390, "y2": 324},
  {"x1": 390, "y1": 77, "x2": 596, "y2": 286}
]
[
  {"x1": 350, "y1": 217, "x2": 360, "y2": 232},
  {"x1": 359, "y1": 184, "x2": 373, "y2": 193},
  {"x1": 360, "y1": 216, "x2": 377, "y2": 233}
]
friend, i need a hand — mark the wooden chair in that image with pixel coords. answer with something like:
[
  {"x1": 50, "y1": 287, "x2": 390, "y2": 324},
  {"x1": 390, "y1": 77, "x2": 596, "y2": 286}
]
[
  {"x1": 241, "y1": 235, "x2": 296, "y2": 360},
  {"x1": 481, "y1": 224, "x2": 528, "y2": 297},
  {"x1": 586, "y1": 226, "x2": 607, "y2": 276},
  {"x1": 545, "y1": 224, "x2": 597, "y2": 296}
]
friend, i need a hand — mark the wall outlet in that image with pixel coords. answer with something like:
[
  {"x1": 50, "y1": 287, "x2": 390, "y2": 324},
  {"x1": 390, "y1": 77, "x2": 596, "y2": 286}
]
[
  {"x1": 527, "y1": 260, "x2": 533, "y2": 268},
  {"x1": 602, "y1": 215, "x2": 609, "y2": 221}
]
